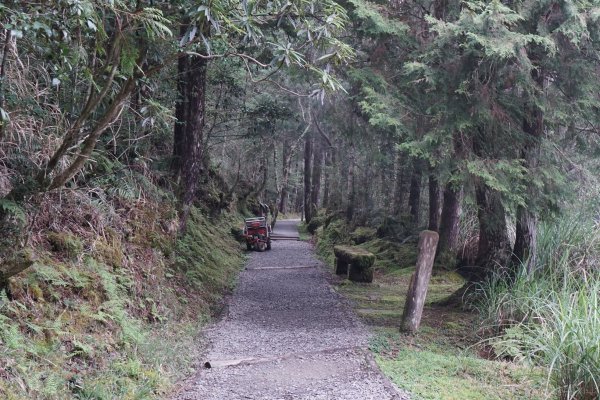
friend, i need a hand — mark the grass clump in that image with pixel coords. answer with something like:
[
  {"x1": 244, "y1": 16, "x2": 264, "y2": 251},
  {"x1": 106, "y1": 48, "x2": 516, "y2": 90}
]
[{"x1": 476, "y1": 213, "x2": 600, "y2": 399}]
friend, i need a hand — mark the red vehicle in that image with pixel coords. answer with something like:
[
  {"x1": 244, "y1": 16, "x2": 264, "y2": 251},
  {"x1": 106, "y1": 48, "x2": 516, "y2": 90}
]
[{"x1": 243, "y1": 217, "x2": 272, "y2": 251}]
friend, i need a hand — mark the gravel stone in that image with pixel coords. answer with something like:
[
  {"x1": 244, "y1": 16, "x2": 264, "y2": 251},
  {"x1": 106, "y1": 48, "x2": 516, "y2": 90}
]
[{"x1": 172, "y1": 220, "x2": 409, "y2": 400}]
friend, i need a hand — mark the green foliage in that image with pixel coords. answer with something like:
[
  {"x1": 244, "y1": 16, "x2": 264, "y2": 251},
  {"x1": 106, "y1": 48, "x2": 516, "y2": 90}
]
[
  {"x1": 47, "y1": 232, "x2": 84, "y2": 259},
  {"x1": 476, "y1": 212, "x2": 600, "y2": 399},
  {"x1": 174, "y1": 209, "x2": 244, "y2": 302},
  {"x1": 347, "y1": 0, "x2": 408, "y2": 37},
  {"x1": 350, "y1": 226, "x2": 377, "y2": 244}
]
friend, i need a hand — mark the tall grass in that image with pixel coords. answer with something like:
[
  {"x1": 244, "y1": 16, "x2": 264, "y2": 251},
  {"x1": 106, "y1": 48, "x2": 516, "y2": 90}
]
[{"x1": 475, "y1": 213, "x2": 600, "y2": 400}]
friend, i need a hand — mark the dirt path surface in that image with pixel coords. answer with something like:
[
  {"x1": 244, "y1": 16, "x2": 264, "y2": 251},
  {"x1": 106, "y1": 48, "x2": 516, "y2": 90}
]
[{"x1": 173, "y1": 220, "x2": 408, "y2": 400}]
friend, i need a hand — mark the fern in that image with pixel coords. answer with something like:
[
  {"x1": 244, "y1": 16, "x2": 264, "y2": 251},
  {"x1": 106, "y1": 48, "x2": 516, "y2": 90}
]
[{"x1": 0, "y1": 199, "x2": 26, "y2": 224}]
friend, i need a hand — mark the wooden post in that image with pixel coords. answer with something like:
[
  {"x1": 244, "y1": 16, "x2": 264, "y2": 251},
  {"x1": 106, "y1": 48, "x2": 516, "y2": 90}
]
[{"x1": 401, "y1": 230, "x2": 439, "y2": 334}]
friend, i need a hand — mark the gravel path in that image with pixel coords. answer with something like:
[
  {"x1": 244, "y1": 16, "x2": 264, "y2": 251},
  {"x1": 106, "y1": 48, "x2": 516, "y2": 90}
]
[{"x1": 173, "y1": 220, "x2": 408, "y2": 400}]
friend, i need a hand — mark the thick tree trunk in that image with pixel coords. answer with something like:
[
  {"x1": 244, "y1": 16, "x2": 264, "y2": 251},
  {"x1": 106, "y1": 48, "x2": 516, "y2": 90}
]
[
  {"x1": 512, "y1": 78, "x2": 543, "y2": 273},
  {"x1": 303, "y1": 131, "x2": 313, "y2": 223},
  {"x1": 474, "y1": 180, "x2": 511, "y2": 277},
  {"x1": 177, "y1": 53, "x2": 208, "y2": 225},
  {"x1": 437, "y1": 183, "x2": 462, "y2": 255},
  {"x1": 513, "y1": 206, "x2": 538, "y2": 273},
  {"x1": 310, "y1": 135, "x2": 323, "y2": 217},
  {"x1": 428, "y1": 173, "x2": 441, "y2": 231},
  {"x1": 408, "y1": 160, "x2": 423, "y2": 225}
]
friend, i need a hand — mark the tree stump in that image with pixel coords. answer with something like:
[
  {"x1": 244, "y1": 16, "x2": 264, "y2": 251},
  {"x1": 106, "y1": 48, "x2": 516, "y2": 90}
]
[
  {"x1": 401, "y1": 230, "x2": 439, "y2": 334},
  {"x1": 333, "y1": 245, "x2": 375, "y2": 282}
]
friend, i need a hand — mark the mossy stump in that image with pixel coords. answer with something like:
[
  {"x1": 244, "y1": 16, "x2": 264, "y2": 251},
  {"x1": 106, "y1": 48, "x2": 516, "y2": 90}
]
[{"x1": 333, "y1": 245, "x2": 375, "y2": 283}]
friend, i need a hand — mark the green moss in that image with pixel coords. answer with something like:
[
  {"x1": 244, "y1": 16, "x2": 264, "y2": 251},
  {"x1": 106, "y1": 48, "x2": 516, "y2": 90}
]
[
  {"x1": 306, "y1": 215, "x2": 325, "y2": 234},
  {"x1": 351, "y1": 227, "x2": 377, "y2": 244},
  {"x1": 0, "y1": 205, "x2": 245, "y2": 400},
  {"x1": 47, "y1": 232, "x2": 83, "y2": 259},
  {"x1": 334, "y1": 245, "x2": 375, "y2": 267},
  {"x1": 376, "y1": 348, "x2": 548, "y2": 400}
]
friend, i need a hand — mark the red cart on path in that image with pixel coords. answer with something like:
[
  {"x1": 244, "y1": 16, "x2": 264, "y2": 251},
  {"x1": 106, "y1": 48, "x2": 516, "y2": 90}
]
[{"x1": 243, "y1": 217, "x2": 272, "y2": 251}]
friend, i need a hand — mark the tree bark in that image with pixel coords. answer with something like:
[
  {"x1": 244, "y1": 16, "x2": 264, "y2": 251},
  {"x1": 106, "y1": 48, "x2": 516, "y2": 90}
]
[
  {"x1": 322, "y1": 149, "x2": 332, "y2": 209},
  {"x1": 392, "y1": 150, "x2": 406, "y2": 215},
  {"x1": 173, "y1": 24, "x2": 210, "y2": 229},
  {"x1": 437, "y1": 183, "x2": 462, "y2": 255},
  {"x1": 303, "y1": 131, "x2": 313, "y2": 223},
  {"x1": 278, "y1": 140, "x2": 292, "y2": 214},
  {"x1": 474, "y1": 180, "x2": 511, "y2": 277},
  {"x1": 408, "y1": 160, "x2": 423, "y2": 225},
  {"x1": 401, "y1": 230, "x2": 439, "y2": 334},
  {"x1": 512, "y1": 71, "x2": 544, "y2": 273},
  {"x1": 310, "y1": 135, "x2": 323, "y2": 217},
  {"x1": 428, "y1": 172, "x2": 441, "y2": 231},
  {"x1": 0, "y1": 29, "x2": 10, "y2": 141},
  {"x1": 346, "y1": 143, "x2": 356, "y2": 221}
]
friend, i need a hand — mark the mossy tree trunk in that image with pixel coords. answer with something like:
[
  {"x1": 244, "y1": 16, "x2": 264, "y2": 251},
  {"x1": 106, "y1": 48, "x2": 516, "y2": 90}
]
[{"x1": 173, "y1": 22, "x2": 210, "y2": 229}]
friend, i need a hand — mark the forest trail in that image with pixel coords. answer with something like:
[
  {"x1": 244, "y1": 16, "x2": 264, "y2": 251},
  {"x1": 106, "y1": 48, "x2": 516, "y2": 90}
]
[{"x1": 173, "y1": 220, "x2": 407, "y2": 400}]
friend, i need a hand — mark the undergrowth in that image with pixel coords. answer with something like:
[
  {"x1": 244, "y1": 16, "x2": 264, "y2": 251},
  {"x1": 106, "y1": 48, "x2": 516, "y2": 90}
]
[
  {"x1": 313, "y1": 212, "x2": 549, "y2": 400},
  {"x1": 475, "y1": 213, "x2": 600, "y2": 400},
  {"x1": 0, "y1": 179, "x2": 244, "y2": 399}
]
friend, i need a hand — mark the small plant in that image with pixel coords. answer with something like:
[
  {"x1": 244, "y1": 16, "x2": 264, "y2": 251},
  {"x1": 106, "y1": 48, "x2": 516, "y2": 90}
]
[{"x1": 47, "y1": 232, "x2": 84, "y2": 259}]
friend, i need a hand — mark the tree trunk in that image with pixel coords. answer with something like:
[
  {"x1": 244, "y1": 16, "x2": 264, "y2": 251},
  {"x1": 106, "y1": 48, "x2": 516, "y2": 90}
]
[
  {"x1": 428, "y1": 173, "x2": 441, "y2": 231},
  {"x1": 303, "y1": 131, "x2": 313, "y2": 223},
  {"x1": 322, "y1": 149, "x2": 331, "y2": 209},
  {"x1": 474, "y1": 180, "x2": 511, "y2": 277},
  {"x1": 172, "y1": 24, "x2": 210, "y2": 229},
  {"x1": 437, "y1": 183, "x2": 462, "y2": 255},
  {"x1": 0, "y1": 29, "x2": 10, "y2": 141},
  {"x1": 346, "y1": 143, "x2": 356, "y2": 221},
  {"x1": 278, "y1": 140, "x2": 292, "y2": 214},
  {"x1": 392, "y1": 150, "x2": 406, "y2": 215},
  {"x1": 513, "y1": 206, "x2": 538, "y2": 273},
  {"x1": 512, "y1": 72, "x2": 543, "y2": 273},
  {"x1": 310, "y1": 135, "x2": 323, "y2": 217},
  {"x1": 401, "y1": 230, "x2": 439, "y2": 334},
  {"x1": 408, "y1": 160, "x2": 423, "y2": 225}
]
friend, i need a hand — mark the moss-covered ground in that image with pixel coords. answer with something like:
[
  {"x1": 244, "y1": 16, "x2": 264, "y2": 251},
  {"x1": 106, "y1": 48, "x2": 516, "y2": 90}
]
[
  {"x1": 0, "y1": 193, "x2": 245, "y2": 399},
  {"x1": 314, "y1": 218, "x2": 551, "y2": 400}
]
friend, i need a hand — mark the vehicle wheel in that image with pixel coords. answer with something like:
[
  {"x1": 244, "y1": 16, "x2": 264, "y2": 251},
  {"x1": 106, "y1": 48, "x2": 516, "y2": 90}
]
[
  {"x1": 257, "y1": 241, "x2": 267, "y2": 252},
  {"x1": 246, "y1": 243, "x2": 252, "y2": 251}
]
